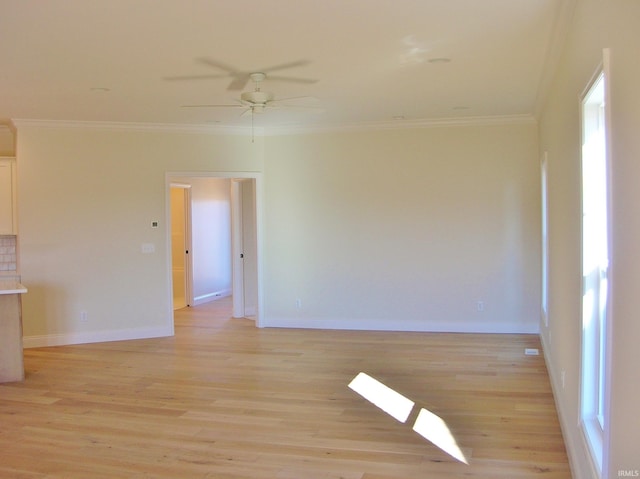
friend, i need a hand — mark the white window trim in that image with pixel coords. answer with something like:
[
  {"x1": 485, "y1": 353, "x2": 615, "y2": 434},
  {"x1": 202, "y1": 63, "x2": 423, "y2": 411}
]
[{"x1": 579, "y1": 48, "x2": 613, "y2": 479}]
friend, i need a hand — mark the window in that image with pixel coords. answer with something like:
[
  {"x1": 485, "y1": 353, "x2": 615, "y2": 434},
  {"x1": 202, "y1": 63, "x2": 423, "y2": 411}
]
[{"x1": 580, "y1": 66, "x2": 610, "y2": 476}]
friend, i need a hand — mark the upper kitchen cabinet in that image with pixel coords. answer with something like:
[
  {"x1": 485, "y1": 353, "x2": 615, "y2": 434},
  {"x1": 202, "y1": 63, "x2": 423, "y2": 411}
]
[{"x1": 0, "y1": 158, "x2": 17, "y2": 235}]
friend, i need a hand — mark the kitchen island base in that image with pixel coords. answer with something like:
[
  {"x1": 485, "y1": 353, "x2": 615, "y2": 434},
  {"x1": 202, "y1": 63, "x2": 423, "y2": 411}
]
[{"x1": 0, "y1": 286, "x2": 26, "y2": 383}]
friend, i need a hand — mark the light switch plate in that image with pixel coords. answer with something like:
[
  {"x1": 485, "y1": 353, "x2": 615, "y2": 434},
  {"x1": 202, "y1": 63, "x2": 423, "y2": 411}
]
[{"x1": 141, "y1": 243, "x2": 155, "y2": 254}]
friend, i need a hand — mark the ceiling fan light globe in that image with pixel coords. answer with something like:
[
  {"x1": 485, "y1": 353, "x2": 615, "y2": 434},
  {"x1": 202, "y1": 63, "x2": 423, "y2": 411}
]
[{"x1": 241, "y1": 91, "x2": 273, "y2": 104}]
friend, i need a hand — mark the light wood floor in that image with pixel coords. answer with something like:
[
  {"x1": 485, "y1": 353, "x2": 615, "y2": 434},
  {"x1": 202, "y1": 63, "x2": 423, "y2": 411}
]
[{"x1": 0, "y1": 298, "x2": 571, "y2": 478}]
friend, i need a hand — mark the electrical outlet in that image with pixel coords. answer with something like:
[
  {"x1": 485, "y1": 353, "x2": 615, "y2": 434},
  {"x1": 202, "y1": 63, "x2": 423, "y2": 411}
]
[
  {"x1": 295, "y1": 299, "x2": 302, "y2": 309},
  {"x1": 476, "y1": 301, "x2": 484, "y2": 312},
  {"x1": 80, "y1": 311, "x2": 88, "y2": 323}
]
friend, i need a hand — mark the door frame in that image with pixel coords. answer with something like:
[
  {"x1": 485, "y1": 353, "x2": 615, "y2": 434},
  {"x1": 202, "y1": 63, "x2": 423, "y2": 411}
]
[{"x1": 165, "y1": 171, "x2": 263, "y2": 327}]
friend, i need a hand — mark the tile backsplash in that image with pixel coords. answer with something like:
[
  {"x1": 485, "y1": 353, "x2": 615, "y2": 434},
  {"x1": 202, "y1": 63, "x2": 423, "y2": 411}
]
[{"x1": 0, "y1": 235, "x2": 17, "y2": 272}]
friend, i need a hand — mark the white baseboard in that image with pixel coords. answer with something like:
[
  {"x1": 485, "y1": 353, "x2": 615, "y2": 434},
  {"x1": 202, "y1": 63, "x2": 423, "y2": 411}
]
[
  {"x1": 23, "y1": 325, "x2": 174, "y2": 349},
  {"x1": 193, "y1": 289, "x2": 232, "y2": 306},
  {"x1": 261, "y1": 317, "x2": 539, "y2": 334}
]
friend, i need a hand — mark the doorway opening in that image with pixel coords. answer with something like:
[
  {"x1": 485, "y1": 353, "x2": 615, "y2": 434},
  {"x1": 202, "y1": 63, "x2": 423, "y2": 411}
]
[{"x1": 166, "y1": 172, "x2": 262, "y2": 327}]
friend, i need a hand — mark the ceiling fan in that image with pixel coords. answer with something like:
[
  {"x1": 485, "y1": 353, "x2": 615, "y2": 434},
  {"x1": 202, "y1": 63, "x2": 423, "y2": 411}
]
[
  {"x1": 165, "y1": 57, "x2": 317, "y2": 91},
  {"x1": 181, "y1": 72, "x2": 320, "y2": 117},
  {"x1": 181, "y1": 72, "x2": 321, "y2": 141}
]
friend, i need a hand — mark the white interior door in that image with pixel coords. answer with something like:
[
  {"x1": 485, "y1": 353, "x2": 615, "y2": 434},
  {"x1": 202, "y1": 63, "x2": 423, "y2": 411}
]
[
  {"x1": 231, "y1": 180, "x2": 244, "y2": 318},
  {"x1": 170, "y1": 184, "x2": 192, "y2": 309},
  {"x1": 231, "y1": 179, "x2": 258, "y2": 319},
  {"x1": 241, "y1": 179, "x2": 258, "y2": 317}
]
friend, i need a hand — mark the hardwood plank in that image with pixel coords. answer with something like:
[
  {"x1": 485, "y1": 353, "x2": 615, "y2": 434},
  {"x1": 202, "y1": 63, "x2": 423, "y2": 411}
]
[{"x1": 0, "y1": 297, "x2": 571, "y2": 478}]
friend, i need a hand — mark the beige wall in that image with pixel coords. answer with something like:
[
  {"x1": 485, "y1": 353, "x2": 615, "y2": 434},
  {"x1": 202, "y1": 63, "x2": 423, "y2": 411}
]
[
  {"x1": 264, "y1": 122, "x2": 541, "y2": 332},
  {"x1": 538, "y1": 0, "x2": 640, "y2": 477},
  {"x1": 15, "y1": 119, "x2": 541, "y2": 345},
  {"x1": 16, "y1": 124, "x2": 263, "y2": 344}
]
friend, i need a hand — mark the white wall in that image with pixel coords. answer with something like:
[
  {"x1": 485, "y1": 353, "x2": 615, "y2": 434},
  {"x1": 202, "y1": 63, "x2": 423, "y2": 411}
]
[
  {"x1": 15, "y1": 119, "x2": 541, "y2": 344},
  {"x1": 538, "y1": 0, "x2": 640, "y2": 477},
  {"x1": 16, "y1": 123, "x2": 262, "y2": 346},
  {"x1": 263, "y1": 122, "x2": 541, "y2": 333}
]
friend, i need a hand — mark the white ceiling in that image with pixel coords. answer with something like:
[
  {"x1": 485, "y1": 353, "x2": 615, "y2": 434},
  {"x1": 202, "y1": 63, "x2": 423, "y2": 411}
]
[{"x1": 0, "y1": 0, "x2": 566, "y2": 132}]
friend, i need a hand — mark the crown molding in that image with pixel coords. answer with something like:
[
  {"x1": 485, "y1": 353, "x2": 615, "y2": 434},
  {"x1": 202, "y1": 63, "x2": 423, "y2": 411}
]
[
  {"x1": 10, "y1": 114, "x2": 536, "y2": 138},
  {"x1": 263, "y1": 114, "x2": 537, "y2": 136},
  {"x1": 10, "y1": 119, "x2": 259, "y2": 136}
]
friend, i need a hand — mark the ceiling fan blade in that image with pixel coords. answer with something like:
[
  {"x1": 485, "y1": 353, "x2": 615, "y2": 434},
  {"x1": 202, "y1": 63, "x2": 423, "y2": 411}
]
[
  {"x1": 270, "y1": 105, "x2": 325, "y2": 113},
  {"x1": 164, "y1": 74, "x2": 228, "y2": 81},
  {"x1": 260, "y1": 59, "x2": 310, "y2": 73},
  {"x1": 272, "y1": 95, "x2": 319, "y2": 103},
  {"x1": 181, "y1": 104, "x2": 243, "y2": 108},
  {"x1": 270, "y1": 103, "x2": 323, "y2": 109},
  {"x1": 195, "y1": 57, "x2": 240, "y2": 74},
  {"x1": 227, "y1": 73, "x2": 251, "y2": 91},
  {"x1": 265, "y1": 75, "x2": 318, "y2": 85}
]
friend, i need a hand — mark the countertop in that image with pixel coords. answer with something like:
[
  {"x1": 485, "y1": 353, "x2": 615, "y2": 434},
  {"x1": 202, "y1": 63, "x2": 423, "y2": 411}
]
[{"x1": 0, "y1": 281, "x2": 27, "y2": 295}]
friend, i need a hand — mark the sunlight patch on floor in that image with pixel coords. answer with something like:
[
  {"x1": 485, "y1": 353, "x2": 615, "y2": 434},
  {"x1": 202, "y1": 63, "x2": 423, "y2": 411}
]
[
  {"x1": 412, "y1": 407, "x2": 468, "y2": 464},
  {"x1": 348, "y1": 372, "x2": 414, "y2": 423},
  {"x1": 349, "y1": 372, "x2": 468, "y2": 464}
]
